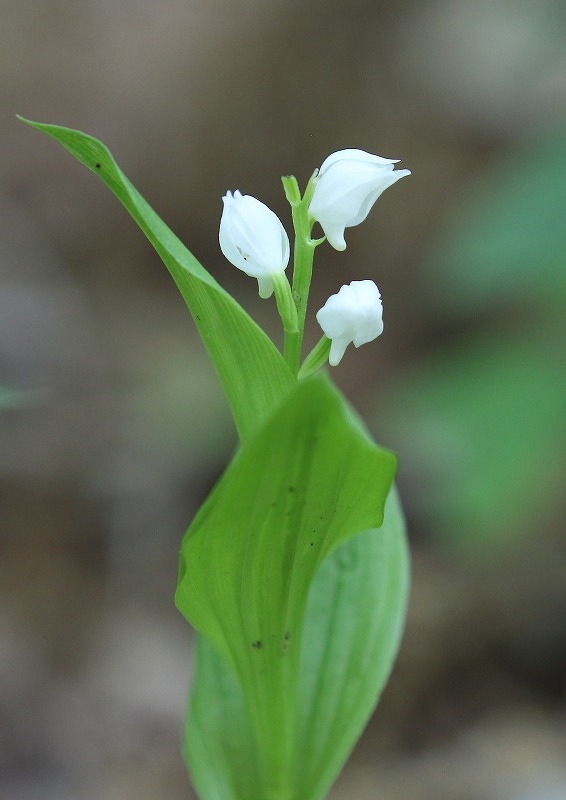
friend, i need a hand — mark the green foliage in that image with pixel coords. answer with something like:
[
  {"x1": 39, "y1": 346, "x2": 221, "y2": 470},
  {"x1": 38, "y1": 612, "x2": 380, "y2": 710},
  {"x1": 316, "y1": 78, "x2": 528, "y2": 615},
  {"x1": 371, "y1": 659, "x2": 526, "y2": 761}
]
[
  {"x1": 17, "y1": 117, "x2": 294, "y2": 444},
  {"x1": 188, "y1": 636, "x2": 260, "y2": 800},
  {"x1": 176, "y1": 375, "x2": 397, "y2": 799},
  {"x1": 188, "y1": 496, "x2": 408, "y2": 800},
  {"x1": 180, "y1": 378, "x2": 403, "y2": 800},
  {"x1": 22, "y1": 117, "x2": 408, "y2": 800},
  {"x1": 295, "y1": 488, "x2": 408, "y2": 800}
]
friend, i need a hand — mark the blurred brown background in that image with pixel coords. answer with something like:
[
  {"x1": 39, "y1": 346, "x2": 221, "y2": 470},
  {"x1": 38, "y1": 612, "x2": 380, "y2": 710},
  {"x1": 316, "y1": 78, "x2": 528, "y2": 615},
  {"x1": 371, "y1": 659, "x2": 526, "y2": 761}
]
[{"x1": 1, "y1": 1, "x2": 565, "y2": 799}]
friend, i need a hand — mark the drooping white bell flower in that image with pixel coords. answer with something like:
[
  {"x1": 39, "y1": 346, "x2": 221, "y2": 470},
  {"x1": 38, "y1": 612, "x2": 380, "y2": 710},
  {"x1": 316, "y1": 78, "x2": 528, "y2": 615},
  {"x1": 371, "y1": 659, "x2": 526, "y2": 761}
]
[
  {"x1": 309, "y1": 149, "x2": 410, "y2": 251},
  {"x1": 219, "y1": 190, "x2": 290, "y2": 298},
  {"x1": 316, "y1": 280, "x2": 384, "y2": 366}
]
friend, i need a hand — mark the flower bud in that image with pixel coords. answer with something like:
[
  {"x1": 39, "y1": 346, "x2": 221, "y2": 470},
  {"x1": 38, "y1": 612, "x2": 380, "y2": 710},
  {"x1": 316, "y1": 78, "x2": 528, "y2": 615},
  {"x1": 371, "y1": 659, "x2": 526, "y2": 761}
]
[
  {"x1": 316, "y1": 280, "x2": 383, "y2": 366},
  {"x1": 309, "y1": 149, "x2": 410, "y2": 251},
  {"x1": 219, "y1": 190, "x2": 290, "y2": 298}
]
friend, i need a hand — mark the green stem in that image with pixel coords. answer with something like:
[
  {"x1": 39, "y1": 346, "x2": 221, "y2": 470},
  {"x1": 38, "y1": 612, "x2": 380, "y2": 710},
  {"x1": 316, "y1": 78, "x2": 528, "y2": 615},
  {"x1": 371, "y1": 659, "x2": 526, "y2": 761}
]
[{"x1": 282, "y1": 174, "x2": 324, "y2": 376}]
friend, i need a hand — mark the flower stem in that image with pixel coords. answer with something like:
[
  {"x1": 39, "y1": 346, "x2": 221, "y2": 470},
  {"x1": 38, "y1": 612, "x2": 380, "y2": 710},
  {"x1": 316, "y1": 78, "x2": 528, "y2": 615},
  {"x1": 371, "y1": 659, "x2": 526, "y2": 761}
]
[{"x1": 282, "y1": 174, "x2": 323, "y2": 376}]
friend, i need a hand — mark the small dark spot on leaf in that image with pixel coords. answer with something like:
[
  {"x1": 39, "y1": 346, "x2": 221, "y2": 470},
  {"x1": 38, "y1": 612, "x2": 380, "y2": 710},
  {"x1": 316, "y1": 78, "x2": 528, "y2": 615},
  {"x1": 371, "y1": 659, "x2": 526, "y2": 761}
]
[
  {"x1": 284, "y1": 631, "x2": 291, "y2": 640},
  {"x1": 310, "y1": 542, "x2": 314, "y2": 547},
  {"x1": 288, "y1": 486, "x2": 295, "y2": 493},
  {"x1": 94, "y1": 163, "x2": 101, "y2": 169},
  {"x1": 196, "y1": 315, "x2": 201, "y2": 321},
  {"x1": 251, "y1": 640, "x2": 262, "y2": 649},
  {"x1": 270, "y1": 501, "x2": 277, "y2": 508}
]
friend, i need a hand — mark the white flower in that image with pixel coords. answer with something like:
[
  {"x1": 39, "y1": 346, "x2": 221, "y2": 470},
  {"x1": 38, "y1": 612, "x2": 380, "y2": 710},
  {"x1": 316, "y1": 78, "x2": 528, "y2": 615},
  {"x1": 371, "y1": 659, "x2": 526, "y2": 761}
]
[
  {"x1": 309, "y1": 149, "x2": 410, "y2": 251},
  {"x1": 219, "y1": 190, "x2": 290, "y2": 298},
  {"x1": 316, "y1": 280, "x2": 384, "y2": 366}
]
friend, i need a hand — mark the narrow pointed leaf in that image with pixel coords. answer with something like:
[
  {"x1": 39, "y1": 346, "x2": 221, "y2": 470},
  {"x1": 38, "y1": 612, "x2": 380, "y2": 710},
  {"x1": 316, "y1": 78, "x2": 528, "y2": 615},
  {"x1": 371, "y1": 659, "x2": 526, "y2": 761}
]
[
  {"x1": 18, "y1": 117, "x2": 294, "y2": 442},
  {"x1": 175, "y1": 374, "x2": 397, "y2": 798}
]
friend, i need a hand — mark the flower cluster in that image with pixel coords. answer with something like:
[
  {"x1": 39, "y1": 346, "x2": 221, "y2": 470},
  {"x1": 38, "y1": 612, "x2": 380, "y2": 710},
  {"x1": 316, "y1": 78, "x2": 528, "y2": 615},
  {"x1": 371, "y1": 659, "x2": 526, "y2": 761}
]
[{"x1": 219, "y1": 149, "x2": 409, "y2": 368}]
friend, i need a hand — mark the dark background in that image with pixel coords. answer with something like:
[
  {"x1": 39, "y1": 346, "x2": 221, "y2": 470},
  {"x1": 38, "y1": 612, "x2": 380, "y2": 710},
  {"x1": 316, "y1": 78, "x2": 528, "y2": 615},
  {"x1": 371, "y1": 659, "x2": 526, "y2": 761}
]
[{"x1": 1, "y1": 2, "x2": 565, "y2": 798}]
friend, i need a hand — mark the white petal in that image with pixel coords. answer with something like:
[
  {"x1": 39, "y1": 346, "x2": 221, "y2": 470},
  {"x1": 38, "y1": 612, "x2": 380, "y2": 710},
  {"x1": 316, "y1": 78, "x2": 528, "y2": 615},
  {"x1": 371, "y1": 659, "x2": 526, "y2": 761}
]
[
  {"x1": 322, "y1": 223, "x2": 347, "y2": 251},
  {"x1": 309, "y1": 149, "x2": 410, "y2": 251},
  {"x1": 219, "y1": 191, "x2": 290, "y2": 291},
  {"x1": 257, "y1": 275, "x2": 274, "y2": 299},
  {"x1": 317, "y1": 280, "x2": 383, "y2": 365},
  {"x1": 229, "y1": 196, "x2": 287, "y2": 270},
  {"x1": 328, "y1": 335, "x2": 350, "y2": 366},
  {"x1": 318, "y1": 149, "x2": 399, "y2": 173},
  {"x1": 347, "y1": 169, "x2": 411, "y2": 227},
  {"x1": 219, "y1": 208, "x2": 251, "y2": 274}
]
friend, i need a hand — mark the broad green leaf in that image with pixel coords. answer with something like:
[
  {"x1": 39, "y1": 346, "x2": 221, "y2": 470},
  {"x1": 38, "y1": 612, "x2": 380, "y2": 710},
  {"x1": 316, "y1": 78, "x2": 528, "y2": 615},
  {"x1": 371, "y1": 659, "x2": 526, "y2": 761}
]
[
  {"x1": 19, "y1": 117, "x2": 294, "y2": 443},
  {"x1": 185, "y1": 489, "x2": 409, "y2": 800},
  {"x1": 187, "y1": 635, "x2": 259, "y2": 800},
  {"x1": 297, "y1": 488, "x2": 408, "y2": 800},
  {"x1": 175, "y1": 374, "x2": 397, "y2": 799}
]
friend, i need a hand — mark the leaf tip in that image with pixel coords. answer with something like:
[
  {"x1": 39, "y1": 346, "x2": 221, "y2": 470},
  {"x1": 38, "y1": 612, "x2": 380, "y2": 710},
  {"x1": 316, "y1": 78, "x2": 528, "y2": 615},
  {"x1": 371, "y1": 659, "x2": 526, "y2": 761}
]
[{"x1": 16, "y1": 114, "x2": 45, "y2": 131}]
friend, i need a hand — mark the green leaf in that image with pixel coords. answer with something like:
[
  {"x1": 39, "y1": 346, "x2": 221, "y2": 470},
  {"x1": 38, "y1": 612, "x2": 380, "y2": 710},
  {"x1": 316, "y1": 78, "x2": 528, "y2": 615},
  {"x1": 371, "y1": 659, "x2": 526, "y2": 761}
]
[
  {"x1": 296, "y1": 488, "x2": 408, "y2": 800},
  {"x1": 176, "y1": 374, "x2": 397, "y2": 799},
  {"x1": 18, "y1": 116, "x2": 294, "y2": 443},
  {"x1": 187, "y1": 635, "x2": 259, "y2": 800},
  {"x1": 185, "y1": 489, "x2": 408, "y2": 800},
  {"x1": 184, "y1": 635, "x2": 264, "y2": 800}
]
